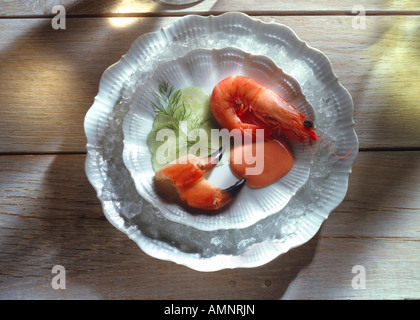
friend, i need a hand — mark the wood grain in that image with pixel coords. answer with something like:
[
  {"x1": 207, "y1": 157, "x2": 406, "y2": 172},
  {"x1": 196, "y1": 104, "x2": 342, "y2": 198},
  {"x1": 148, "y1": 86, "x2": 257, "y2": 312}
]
[
  {"x1": 1, "y1": 151, "x2": 419, "y2": 299},
  {"x1": 1, "y1": 1, "x2": 420, "y2": 300},
  {"x1": 1, "y1": 15, "x2": 420, "y2": 153},
  {"x1": 1, "y1": 0, "x2": 419, "y2": 17}
]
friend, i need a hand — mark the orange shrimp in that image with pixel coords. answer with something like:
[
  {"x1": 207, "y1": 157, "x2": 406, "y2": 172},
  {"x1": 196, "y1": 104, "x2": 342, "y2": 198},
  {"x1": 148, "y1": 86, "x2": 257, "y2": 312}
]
[
  {"x1": 210, "y1": 75, "x2": 317, "y2": 142},
  {"x1": 155, "y1": 147, "x2": 246, "y2": 210}
]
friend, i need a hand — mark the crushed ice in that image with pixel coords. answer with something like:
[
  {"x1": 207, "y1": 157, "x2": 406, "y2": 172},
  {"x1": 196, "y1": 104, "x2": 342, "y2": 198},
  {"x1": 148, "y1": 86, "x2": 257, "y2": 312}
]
[{"x1": 92, "y1": 18, "x2": 347, "y2": 258}]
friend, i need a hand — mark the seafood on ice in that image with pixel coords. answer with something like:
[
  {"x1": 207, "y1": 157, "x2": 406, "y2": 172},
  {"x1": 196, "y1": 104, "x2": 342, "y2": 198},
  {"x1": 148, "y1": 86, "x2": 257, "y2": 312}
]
[
  {"x1": 155, "y1": 146, "x2": 246, "y2": 210},
  {"x1": 210, "y1": 75, "x2": 317, "y2": 142},
  {"x1": 153, "y1": 75, "x2": 314, "y2": 211}
]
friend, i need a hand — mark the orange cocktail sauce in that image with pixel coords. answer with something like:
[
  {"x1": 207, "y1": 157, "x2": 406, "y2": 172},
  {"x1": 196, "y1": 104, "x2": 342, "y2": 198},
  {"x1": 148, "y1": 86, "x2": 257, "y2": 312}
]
[{"x1": 229, "y1": 139, "x2": 294, "y2": 188}]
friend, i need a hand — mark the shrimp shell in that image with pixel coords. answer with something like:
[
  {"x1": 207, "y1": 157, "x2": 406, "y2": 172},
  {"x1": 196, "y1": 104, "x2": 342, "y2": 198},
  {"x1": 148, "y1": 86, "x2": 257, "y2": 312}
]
[{"x1": 210, "y1": 75, "x2": 317, "y2": 142}]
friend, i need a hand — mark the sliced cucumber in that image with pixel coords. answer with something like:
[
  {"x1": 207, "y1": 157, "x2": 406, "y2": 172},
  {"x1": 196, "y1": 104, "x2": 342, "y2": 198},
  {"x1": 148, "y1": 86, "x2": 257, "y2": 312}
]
[
  {"x1": 147, "y1": 86, "x2": 221, "y2": 171},
  {"x1": 180, "y1": 86, "x2": 210, "y2": 118},
  {"x1": 150, "y1": 131, "x2": 188, "y2": 171}
]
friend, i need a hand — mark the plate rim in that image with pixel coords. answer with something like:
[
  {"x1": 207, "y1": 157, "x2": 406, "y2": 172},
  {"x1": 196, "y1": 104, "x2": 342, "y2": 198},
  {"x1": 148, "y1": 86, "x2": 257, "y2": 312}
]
[{"x1": 84, "y1": 12, "x2": 359, "y2": 272}]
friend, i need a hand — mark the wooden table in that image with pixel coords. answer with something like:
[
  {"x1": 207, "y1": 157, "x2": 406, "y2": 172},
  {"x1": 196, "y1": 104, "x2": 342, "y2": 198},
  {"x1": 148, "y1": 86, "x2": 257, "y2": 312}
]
[{"x1": 1, "y1": 0, "x2": 420, "y2": 300}]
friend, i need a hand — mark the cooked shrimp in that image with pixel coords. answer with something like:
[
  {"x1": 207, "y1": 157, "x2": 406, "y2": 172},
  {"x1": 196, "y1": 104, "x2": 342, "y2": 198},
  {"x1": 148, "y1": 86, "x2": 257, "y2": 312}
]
[
  {"x1": 155, "y1": 146, "x2": 246, "y2": 210},
  {"x1": 210, "y1": 75, "x2": 317, "y2": 142}
]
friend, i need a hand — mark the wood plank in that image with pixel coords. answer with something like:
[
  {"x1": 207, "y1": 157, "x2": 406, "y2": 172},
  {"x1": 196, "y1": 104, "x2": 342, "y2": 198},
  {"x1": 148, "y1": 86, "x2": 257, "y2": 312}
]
[
  {"x1": 324, "y1": 151, "x2": 420, "y2": 239},
  {"x1": 282, "y1": 237, "x2": 420, "y2": 299},
  {"x1": 1, "y1": 16, "x2": 420, "y2": 153},
  {"x1": 0, "y1": 17, "x2": 173, "y2": 153},
  {"x1": 1, "y1": 0, "x2": 419, "y2": 17},
  {"x1": 276, "y1": 15, "x2": 420, "y2": 151},
  {"x1": 0, "y1": 151, "x2": 419, "y2": 299}
]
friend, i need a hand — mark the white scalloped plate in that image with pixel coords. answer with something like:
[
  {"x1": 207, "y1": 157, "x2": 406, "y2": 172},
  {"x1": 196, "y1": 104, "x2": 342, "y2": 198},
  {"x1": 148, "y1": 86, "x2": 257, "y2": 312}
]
[
  {"x1": 123, "y1": 47, "x2": 315, "y2": 231},
  {"x1": 84, "y1": 12, "x2": 358, "y2": 271}
]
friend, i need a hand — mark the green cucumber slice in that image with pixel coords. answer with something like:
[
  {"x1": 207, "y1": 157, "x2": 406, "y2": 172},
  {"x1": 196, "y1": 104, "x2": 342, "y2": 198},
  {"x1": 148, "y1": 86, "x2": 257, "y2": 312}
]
[{"x1": 147, "y1": 86, "x2": 221, "y2": 171}]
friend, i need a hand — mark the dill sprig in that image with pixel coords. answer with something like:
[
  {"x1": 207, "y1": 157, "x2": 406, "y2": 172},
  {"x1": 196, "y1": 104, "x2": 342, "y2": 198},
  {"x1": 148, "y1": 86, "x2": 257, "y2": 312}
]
[
  {"x1": 186, "y1": 118, "x2": 210, "y2": 148},
  {"x1": 151, "y1": 81, "x2": 214, "y2": 157},
  {"x1": 152, "y1": 81, "x2": 190, "y2": 131}
]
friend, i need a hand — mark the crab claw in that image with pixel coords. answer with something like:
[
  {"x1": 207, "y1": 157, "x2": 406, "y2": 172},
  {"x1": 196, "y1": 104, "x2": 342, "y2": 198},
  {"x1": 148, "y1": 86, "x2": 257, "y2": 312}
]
[
  {"x1": 208, "y1": 145, "x2": 225, "y2": 165},
  {"x1": 223, "y1": 177, "x2": 247, "y2": 197},
  {"x1": 155, "y1": 146, "x2": 246, "y2": 210},
  {"x1": 177, "y1": 177, "x2": 246, "y2": 210}
]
